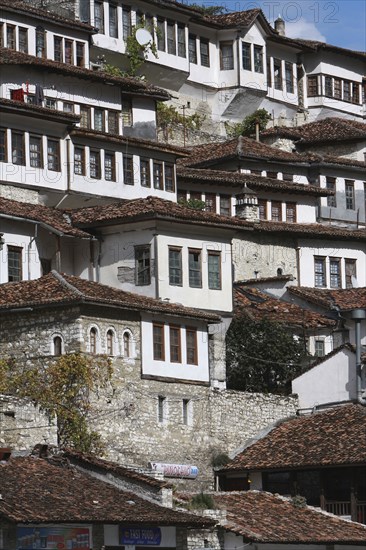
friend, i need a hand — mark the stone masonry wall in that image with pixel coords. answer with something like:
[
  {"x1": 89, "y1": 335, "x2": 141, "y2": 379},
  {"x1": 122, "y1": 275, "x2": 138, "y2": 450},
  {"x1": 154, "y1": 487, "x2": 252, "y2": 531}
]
[{"x1": 0, "y1": 308, "x2": 298, "y2": 489}]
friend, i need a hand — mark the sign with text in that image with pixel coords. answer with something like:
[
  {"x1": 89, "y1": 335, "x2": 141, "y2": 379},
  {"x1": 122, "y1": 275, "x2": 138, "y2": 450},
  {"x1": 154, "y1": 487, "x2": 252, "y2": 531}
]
[
  {"x1": 149, "y1": 462, "x2": 198, "y2": 479},
  {"x1": 17, "y1": 526, "x2": 91, "y2": 549},
  {"x1": 120, "y1": 527, "x2": 161, "y2": 546}
]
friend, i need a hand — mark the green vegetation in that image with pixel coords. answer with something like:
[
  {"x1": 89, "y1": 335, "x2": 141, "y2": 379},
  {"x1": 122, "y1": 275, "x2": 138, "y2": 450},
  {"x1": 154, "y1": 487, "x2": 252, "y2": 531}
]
[
  {"x1": 0, "y1": 353, "x2": 112, "y2": 453},
  {"x1": 157, "y1": 102, "x2": 205, "y2": 138},
  {"x1": 178, "y1": 197, "x2": 206, "y2": 210},
  {"x1": 225, "y1": 109, "x2": 272, "y2": 138},
  {"x1": 189, "y1": 492, "x2": 215, "y2": 510}
]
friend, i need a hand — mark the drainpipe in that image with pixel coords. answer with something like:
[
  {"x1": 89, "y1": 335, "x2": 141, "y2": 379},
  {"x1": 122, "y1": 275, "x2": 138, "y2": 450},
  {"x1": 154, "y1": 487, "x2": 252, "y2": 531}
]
[
  {"x1": 28, "y1": 223, "x2": 38, "y2": 280},
  {"x1": 351, "y1": 309, "x2": 366, "y2": 404}
]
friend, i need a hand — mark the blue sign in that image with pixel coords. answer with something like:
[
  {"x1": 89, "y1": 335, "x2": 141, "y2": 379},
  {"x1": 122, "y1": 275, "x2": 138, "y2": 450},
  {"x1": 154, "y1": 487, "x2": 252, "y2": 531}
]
[{"x1": 120, "y1": 527, "x2": 162, "y2": 546}]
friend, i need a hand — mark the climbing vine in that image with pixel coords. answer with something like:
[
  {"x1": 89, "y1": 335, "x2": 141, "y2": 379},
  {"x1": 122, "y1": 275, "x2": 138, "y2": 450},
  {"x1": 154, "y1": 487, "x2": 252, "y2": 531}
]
[
  {"x1": 157, "y1": 102, "x2": 205, "y2": 139},
  {"x1": 0, "y1": 353, "x2": 112, "y2": 453}
]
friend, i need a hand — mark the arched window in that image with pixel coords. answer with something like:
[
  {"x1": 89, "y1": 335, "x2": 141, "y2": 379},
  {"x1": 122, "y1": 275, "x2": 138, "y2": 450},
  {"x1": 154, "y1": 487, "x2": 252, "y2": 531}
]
[
  {"x1": 123, "y1": 332, "x2": 131, "y2": 358},
  {"x1": 277, "y1": 267, "x2": 283, "y2": 276},
  {"x1": 106, "y1": 329, "x2": 114, "y2": 356},
  {"x1": 90, "y1": 327, "x2": 97, "y2": 355},
  {"x1": 53, "y1": 336, "x2": 62, "y2": 356}
]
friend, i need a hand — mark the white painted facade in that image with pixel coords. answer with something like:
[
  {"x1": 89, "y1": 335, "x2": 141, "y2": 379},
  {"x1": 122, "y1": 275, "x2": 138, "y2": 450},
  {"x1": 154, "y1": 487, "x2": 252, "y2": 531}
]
[{"x1": 292, "y1": 346, "x2": 358, "y2": 409}]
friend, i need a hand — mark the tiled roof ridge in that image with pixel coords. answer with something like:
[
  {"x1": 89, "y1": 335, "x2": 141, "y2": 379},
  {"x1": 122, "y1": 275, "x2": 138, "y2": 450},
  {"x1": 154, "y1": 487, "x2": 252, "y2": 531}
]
[
  {"x1": 51, "y1": 271, "x2": 85, "y2": 298},
  {"x1": 262, "y1": 117, "x2": 366, "y2": 143}
]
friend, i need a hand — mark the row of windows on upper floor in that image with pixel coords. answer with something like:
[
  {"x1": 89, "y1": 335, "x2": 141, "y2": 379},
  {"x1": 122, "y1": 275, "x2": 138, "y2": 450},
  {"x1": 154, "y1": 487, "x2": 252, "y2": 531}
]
[
  {"x1": 131, "y1": 245, "x2": 222, "y2": 290},
  {"x1": 52, "y1": 328, "x2": 133, "y2": 357},
  {"x1": 178, "y1": 191, "x2": 298, "y2": 223},
  {"x1": 314, "y1": 256, "x2": 357, "y2": 289},
  {"x1": 0, "y1": 128, "x2": 175, "y2": 190},
  {"x1": 0, "y1": 22, "x2": 86, "y2": 67},
  {"x1": 308, "y1": 75, "x2": 365, "y2": 105},
  {"x1": 326, "y1": 177, "x2": 366, "y2": 211}
]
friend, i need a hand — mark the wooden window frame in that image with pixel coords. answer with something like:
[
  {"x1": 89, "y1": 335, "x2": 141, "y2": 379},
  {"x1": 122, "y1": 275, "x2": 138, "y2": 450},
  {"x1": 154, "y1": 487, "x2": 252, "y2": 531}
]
[
  {"x1": 122, "y1": 7, "x2": 132, "y2": 39},
  {"x1": 167, "y1": 20, "x2": 176, "y2": 55},
  {"x1": 94, "y1": 108, "x2": 105, "y2": 132},
  {"x1": 18, "y1": 27, "x2": 28, "y2": 53},
  {"x1": 35, "y1": 26, "x2": 46, "y2": 58},
  {"x1": 74, "y1": 146, "x2": 85, "y2": 175},
  {"x1": 7, "y1": 245, "x2": 22, "y2": 282},
  {"x1": 345, "y1": 259, "x2": 357, "y2": 289},
  {"x1": 135, "y1": 245, "x2": 151, "y2": 286},
  {"x1": 108, "y1": 110, "x2": 119, "y2": 134},
  {"x1": 186, "y1": 327, "x2": 198, "y2": 365},
  {"x1": 109, "y1": 4, "x2": 118, "y2": 38},
  {"x1": 285, "y1": 61, "x2": 294, "y2": 93},
  {"x1": 242, "y1": 42, "x2": 251, "y2": 70},
  {"x1": 164, "y1": 163, "x2": 175, "y2": 192},
  {"x1": 200, "y1": 38, "x2": 210, "y2": 67},
  {"x1": 89, "y1": 149, "x2": 101, "y2": 179},
  {"x1": 104, "y1": 151, "x2": 116, "y2": 181},
  {"x1": 314, "y1": 256, "x2": 326, "y2": 288},
  {"x1": 153, "y1": 323, "x2": 165, "y2": 361},
  {"x1": 123, "y1": 155, "x2": 134, "y2": 185},
  {"x1": 94, "y1": 1, "x2": 105, "y2": 33},
  {"x1": 188, "y1": 34, "x2": 197, "y2": 64},
  {"x1": 153, "y1": 161, "x2": 163, "y2": 190},
  {"x1": 11, "y1": 131, "x2": 25, "y2": 166},
  {"x1": 307, "y1": 75, "x2": 318, "y2": 97},
  {"x1": 122, "y1": 99, "x2": 133, "y2": 127},
  {"x1": 285, "y1": 202, "x2": 297, "y2": 223},
  {"x1": 258, "y1": 199, "x2": 267, "y2": 220},
  {"x1": 47, "y1": 138, "x2": 60, "y2": 172},
  {"x1": 271, "y1": 201, "x2": 282, "y2": 222},
  {"x1": 326, "y1": 176, "x2": 337, "y2": 207},
  {"x1": 220, "y1": 194, "x2": 231, "y2": 216},
  {"x1": 80, "y1": 106, "x2": 91, "y2": 129},
  {"x1": 208, "y1": 251, "x2": 221, "y2": 290},
  {"x1": 76, "y1": 42, "x2": 85, "y2": 67},
  {"x1": 345, "y1": 180, "x2": 355, "y2": 210},
  {"x1": 220, "y1": 41, "x2": 234, "y2": 70},
  {"x1": 29, "y1": 135, "x2": 43, "y2": 168},
  {"x1": 254, "y1": 45, "x2": 263, "y2": 73},
  {"x1": 169, "y1": 325, "x2": 181, "y2": 363},
  {"x1": 273, "y1": 58, "x2": 282, "y2": 90},
  {"x1": 188, "y1": 248, "x2": 202, "y2": 288},
  {"x1": 169, "y1": 247, "x2": 182, "y2": 286},
  {"x1": 204, "y1": 192, "x2": 216, "y2": 212},
  {"x1": 329, "y1": 257, "x2": 341, "y2": 289},
  {"x1": 157, "y1": 18, "x2": 166, "y2": 51},
  {"x1": 6, "y1": 24, "x2": 16, "y2": 49},
  {"x1": 177, "y1": 25, "x2": 186, "y2": 57},
  {"x1": 140, "y1": 158, "x2": 151, "y2": 187},
  {"x1": 0, "y1": 128, "x2": 7, "y2": 162}
]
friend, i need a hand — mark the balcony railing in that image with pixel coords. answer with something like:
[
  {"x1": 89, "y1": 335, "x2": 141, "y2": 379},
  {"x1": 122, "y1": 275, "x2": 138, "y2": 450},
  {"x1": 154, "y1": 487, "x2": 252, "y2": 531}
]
[{"x1": 325, "y1": 501, "x2": 366, "y2": 524}]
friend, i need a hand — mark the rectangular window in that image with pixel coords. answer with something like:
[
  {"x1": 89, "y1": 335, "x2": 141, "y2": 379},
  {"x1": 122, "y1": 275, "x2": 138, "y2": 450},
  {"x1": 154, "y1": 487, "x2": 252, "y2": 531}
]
[
  {"x1": 157, "y1": 395, "x2": 166, "y2": 423},
  {"x1": 104, "y1": 152, "x2": 115, "y2": 181},
  {"x1": 153, "y1": 161, "x2": 163, "y2": 190},
  {"x1": 188, "y1": 34, "x2": 197, "y2": 63},
  {"x1": 167, "y1": 21, "x2": 176, "y2": 55},
  {"x1": 123, "y1": 155, "x2": 134, "y2": 185},
  {"x1": 325, "y1": 76, "x2": 333, "y2": 97},
  {"x1": 189, "y1": 249, "x2": 202, "y2": 288},
  {"x1": 220, "y1": 42, "x2": 234, "y2": 70},
  {"x1": 76, "y1": 42, "x2": 85, "y2": 67},
  {"x1": 330, "y1": 258, "x2": 341, "y2": 288},
  {"x1": 271, "y1": 201, "x2": 282, "y2": 222},
  {"x1": 7, "y1": 246, "x2": 22, "y2": 282},
  {"x1": 274, "y1": 58, "x2": 282, "y2": 90},
  {"x1": 345, "y1": 180, "x2": 355, "y2": 210},
  {"x1": 0, "y1": 129, "x2": 7, "y2": 162},
  {"x1": 345, "y1": 259, "x2": 356, "y2": 289},
  {"x1": 74, "y1": 147, "x2": 85, "y2": 175},
  {"x1": 204, "y1": 193, "x2": 216, "y2": 212},
  {"x1": 47, "y1": 139, "x2": 60, "y2": 171},
  {"x1": 45, "y1": 98, "x2": 56, "y2": 110},
  {"x1": 153, "y1": 324, "x2": 165, "y2": 361},
  {"x1": 326, "y1": 176, "x2": 337, "y2": 207},
  {"x1": 169, "y1": 326, "x2": 181, "y2": 363},
  {"x1": 282, "y1": 173, "x2": 293, "y2": 181},
  {"x1": 286, "y1": 202, "x2": 296, "y2": 223},
  {"x1": 140, "y1": 158, "x2": 151, "y2": 187},
  {"x1": 267, "y1": 171, "x2": 278, "y2": 179},
  {"x1": 186, "y1": 328, "x2": 198, "y2": 365},
  {"x1": 352, "y1": 82, "x2": 360, "y2": 104},
  {"x1": 6, "y1": 25, "x2": 15, "y2": 49},
  {"x1": 254, "y1": 45, "x2": 263, "y2": 73},
  {"x1": 19, "y1": 27, "x2": 28, "y2": 53},
  {"x1": 343, "y1": 80, "x2": 351, "y2": 102},
  {"x1": 122, "y1": 99, "x2": 133, "y2": 127},
  {"x1": 165, "y1": 163, "x2": 175, "y2": 192},
  {"x1": 65, "y1": 39, "x2": 73, "y2": 64},
  {"x1": 36, "y1": 27, "x2": 46, "y2": 58},
  {"x1": 80, "y1": 106, "x2": 91, "y2": 128},
  {"x1": 285, "y1": 61, "x2": 294, "y2": 93},
  {"x1": 94, "y1": 1, "x2": 104, "y2": 33},
  {"x1": 89, "y1": 150, "x2": 101, "y2": 179},
  {"x1": 200, "y1": 39, "x2": 210, "y2": 67},
  {"x1": 157, "y1": 18, "x2": 165, "y2": 51},
  {"x1": 314, "y1": 339, "x2": 325, "y2": 357},
  {"x1": 314, "y1": 257, "x2": 326, "y2": 287},
  {"x1": 208, "y1": 251, "x2": 221, "y2": 290},
  {"x1": 12, "y1": 132, "x2": 25, "y2": 165},
  {"x1": 242, "y1": 42, "x2": 251, "y2": 70},
  {"x1": 54, "y1": 36, "x2": 63, "y2": 62},
  {"x1": 169, "y1": 247, "x2": 182, "y2": 285},
  {"x1": 334, "y1": 78, "x2": 342, "y2": 99},
  {"x1": 258, "y1": 199, "x2": 267, "y2": 220},
  {"x1": 307, "y1": 75, "x2": 318, "y2": 97},
  {"x1": 94, "y1": 108, "x2": 104, "y2": 132},
  {"x1": 108, "y1": 111, "x2": 119, "y2": 134},
  {"x1": 135, "y1": 246, "x2": 151, "y2": 285},
  {"x1": 182, "y1": 399, "x2": 190, "y2": 425},
  {"x1": 29, "y1": 136, "x2": 42, "y2": 168},
  {"x1": 177, "y1": 25, "x2": 186, "y2": 57},
  {"x1": 220, "y1": 194, "x2": 231, "y2": 216},
  {"x1": 63, "y1": 102, "x2": 74, "y2": 113},
  {"x1": 109, "y1": 4, "x2": 118, "y2": 38},
  {"x1": 122, "y1": 8, "x2": 131, "y2": 39}
]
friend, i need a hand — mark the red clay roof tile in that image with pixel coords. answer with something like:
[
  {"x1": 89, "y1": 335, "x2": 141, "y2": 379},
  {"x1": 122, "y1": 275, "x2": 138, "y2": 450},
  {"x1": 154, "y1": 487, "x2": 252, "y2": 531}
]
[{"x1": 288, "y1": 286, "x2": 366, "y2": 311}]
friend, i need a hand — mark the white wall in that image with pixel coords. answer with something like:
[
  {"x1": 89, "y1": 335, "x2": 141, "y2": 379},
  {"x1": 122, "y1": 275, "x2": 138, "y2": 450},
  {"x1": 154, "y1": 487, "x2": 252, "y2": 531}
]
[{"x1": 292, "y1": 347, "x2": 357, "y2": 409}]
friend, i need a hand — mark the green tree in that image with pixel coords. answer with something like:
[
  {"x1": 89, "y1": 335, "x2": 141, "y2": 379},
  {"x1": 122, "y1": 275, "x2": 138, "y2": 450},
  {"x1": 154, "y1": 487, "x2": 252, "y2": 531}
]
[
  {"x1": 0, "y1": 353, "x2": 112, "y2": 453},
  {"x1": 226, "y1": 316, "x2": 308, "y2": 394},
  {"x1": 225, "y1": 109, "x2": 272, "y2": 138}
]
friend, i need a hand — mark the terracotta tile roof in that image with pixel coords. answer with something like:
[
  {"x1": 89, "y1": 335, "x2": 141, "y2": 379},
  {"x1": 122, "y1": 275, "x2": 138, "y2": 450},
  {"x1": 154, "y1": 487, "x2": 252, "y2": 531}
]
[
  {"x1": 72, "y1": 128, "x2": 187, "y2": 156},
  {"x1": 206, "y1": 9, "x2": 264, "y2": 28},
  {"x1": 288, "y1": 286, "x2": 366, "y2": 311},
  {"x1": 262, "y1": 118, "x2": 366, "y2": 145},
  {"x1": 0, "y1": 98, "x2": 80, "y2": 124},
  {"x1": 177, "y1": 166, "x2": 333, "y2": 197},
  {"x1": 234, "y1": 286, "x2": 335, "y2": 329},
  {"x1": 180, "y1": 136, "x2": 366, "y2": 170},
  {"x1": 0, "y1": 0, "x2": 96, "y2": 32},
  {"x1": 0, "y1": 456, "x2": 213, "y2": 525},
  {"x1": 0, "y1": 271, "x2": 220, "y2": 321},
  {"x1": 254, "y1": 220, "x2": 366, "y2": 242},
  {"x1": 211, "y1": 491, "x2": 366, "y2": 543},
  {"x1": 293, "y1": 38, "x2": 366, "y2": 61},
  {"x1": 0, "y1": 49, "x2": 170, "y2": 100},
  {"x1": 0, "y1": 197, "x2": 90, "y2": 238},
  {"x1": 236, "y1": 275, "x2": 294, "y2": 284},
  {"x1": 69, "y1": 195, "x2": 252, "y2": 231},
  {"x1": 65, "y1": 449, "x2": 172, "y2": 489},
  {"x1": 220, "y1": 403, "x2": 366, "y2": 471}
]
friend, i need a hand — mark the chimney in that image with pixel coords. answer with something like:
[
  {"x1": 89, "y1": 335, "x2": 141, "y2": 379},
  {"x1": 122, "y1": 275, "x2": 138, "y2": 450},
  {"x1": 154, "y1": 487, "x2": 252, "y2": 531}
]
[
  {"x1": 235, "y1": 185, "x2": 259, "y2": 222},
  {"x1": 275, "y1": 15, "x2": 286, "y2": 36}
]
